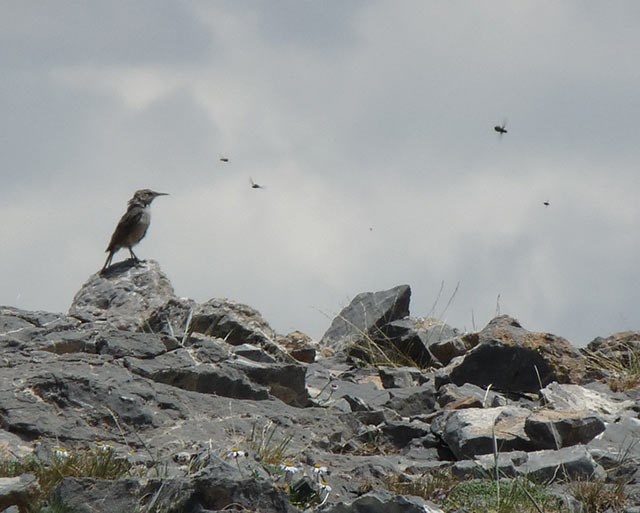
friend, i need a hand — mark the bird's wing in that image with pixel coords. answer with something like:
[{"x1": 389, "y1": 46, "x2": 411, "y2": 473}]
[{"x1": 106, "y1": 208, "x2": 145, "y2": 251}]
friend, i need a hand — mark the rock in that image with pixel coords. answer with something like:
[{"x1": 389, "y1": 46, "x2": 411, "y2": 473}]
[
  {"x1": 278, "y1": 330, "x2": 317, "y2": 363},
  {"x1": 68, "y1": 260, "x2": 176, "y2": 330},
  {"x1": 524, "y1": 409, "x2": 605, "y2": 449},
  {"x1": 428, "y1": 332, "x2": 479, "y2": 366},
  {"x1": 383, "y1": 317, "x2": 461, "y2": 367},
  {"x1": 322, "y1": 489, "x2": 445, "y2": 513},
  {"x1": 0, "y1": 474, "x2": 39, "y2": 512},
  {"x1": 378, "y1": 366, "x2": 423, "y2": 389},
  {"x1": 436, "y1": 315, "x2": 587, "y2": 393},
  {"x1": 50, "y1": 477, "x2": 146, "y2": 513},
  {"x1": 516, "y1": 445, "x2": 606, "y2": 483},
  {"x1": 437, "y1": 383, "x2": 507, "y2": 409},
  {"x1": 587, "y1": 416, "x2": 640, "y2": 483},
  {"x1": 95, "y1": 329, "x2": 178, "y2": 358},
  {"x1": 320, "y1": 284, "x2": 411, "y2": 355},
  {"x1": 383, "y1": 383, "x2": 437, "y2": 418},
  {"x1": 540, "y1": 382, "x2": 636, "y2": 422},
  {"x1": 432, "y1": 406, "x2": 533, "y2": 459}
]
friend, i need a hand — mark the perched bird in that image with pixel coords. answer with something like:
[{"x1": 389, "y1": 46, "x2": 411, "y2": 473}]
[
  {"x1": 101, "y1": 189, "x2": 168, "y2": 272},
  {"x1": 250, "y1": 177, "x2": 264, "y2": 189}
]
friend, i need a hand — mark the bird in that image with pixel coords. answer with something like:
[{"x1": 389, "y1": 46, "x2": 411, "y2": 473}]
[
  {"x1": 101, "y1": 189, "x2": 168, "y2": 273},
  {"x1": 543, "y1": 201, "x2": 550, "y2": 207},
  {"x1": 250, "y1": 177, "x2": 264, "y2": 189},
  {"x1": 220, "y1": 156, "x2": 229, "y2": 163},
  {"x1": 494, "y1": 120, "x2": 508, "y2": 135}
]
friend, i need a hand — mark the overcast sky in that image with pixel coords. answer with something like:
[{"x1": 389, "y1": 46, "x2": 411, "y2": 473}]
[{"x1": 2, "y1": 2, "x2": 639, "y2": 346}]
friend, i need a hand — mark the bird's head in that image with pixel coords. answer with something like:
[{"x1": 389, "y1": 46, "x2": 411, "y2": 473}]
[{"x1": 130, "y1": 189, "x2": 169, "y2": 207}]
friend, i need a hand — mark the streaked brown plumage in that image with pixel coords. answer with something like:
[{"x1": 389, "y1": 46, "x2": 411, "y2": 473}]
[{"x1": 101, "y1": 189, "x2": 168, "y2": 272}]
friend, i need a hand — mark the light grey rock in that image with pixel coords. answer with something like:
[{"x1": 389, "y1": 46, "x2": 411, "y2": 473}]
[
  {"x1": 320, "y1": 284, "x2": 411, "y2": 354},
  {"x1": 540, "y1": 382, "x2": 635, "y2": 422},
  {"x1": 69, "y1": 260, "x2": 176, "y2": 330},
  {"x1": 437, "y1": 383, "x2": 507, "y2": 408},
  {"x1": 378, "y1": 366, "x2": 423, "y2": 389},
  {"x1": 0, "y1": 474, "x2": 39, "y2": 512},
  {"x1": 516, "y1": 445, "x2": 606, "y2": 483},
  {"x1": 433, "y1": 406, "x2": 533, "y2": 459}
]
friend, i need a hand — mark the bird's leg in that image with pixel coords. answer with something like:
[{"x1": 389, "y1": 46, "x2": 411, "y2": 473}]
[
  {"x1": 128, "y1": 248, "x2": 140, "y2": 264},
  {"x1": 101, "y1": 251, "x2": 114, "y2": 273}
]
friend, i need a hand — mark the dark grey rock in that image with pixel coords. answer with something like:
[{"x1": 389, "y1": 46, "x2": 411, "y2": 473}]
[
  {"x1": 320, "y1": 285, "x2": 411, "y2": 354},
  {"x1": 381, "y1": 420, "x2": 430, "y2": 448},
  {"x1": 383, "y1": 317, "x2": 460, "y2": 368},
  {"x1": 51, "y1": 477, "x2": 147, "y2": 513},
  {"x1": 322, "y1": 488, "x2": 444, "y2": 513},
  {"x1": 95, "y1": 329, "x2": 178, "y2": 358},
  {"x1": 378, "y1": 366, "x2": 423, "y2": 389},
  {"x1": 524, "y1": 409, "x2": 605, "y2": 449},
  {"x1": 0, "y1": 474, "x2": 39, "y2": 512},
  {"x1": 68, "y1": 260, "x2": 176, "y2": 330},
  {"x1": 429, "y1": 332, "x2": 479, "y2": 366},
  {"x1": 126, "y1": 350, "x2": 271, "y2": 401},
  {"x1": 436, "y1": 315, "x2": 587, "y2": 393},
  {"x1": 384, "y1": 383, "x2": 437, "y2": 418}
]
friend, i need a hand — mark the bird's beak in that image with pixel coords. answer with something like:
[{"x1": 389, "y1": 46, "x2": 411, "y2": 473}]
[{"x1": 153, "y1": 192, "x2": 169, "y2": 197}]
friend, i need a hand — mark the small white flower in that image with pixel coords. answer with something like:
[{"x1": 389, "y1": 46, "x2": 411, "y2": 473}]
[
  {"x1": 319, "y1": 481, "x2": 332, "y2": 493},
  {"x1": 280, "y1": 462, "x2": 298, "y2": 474},
  {"x1": 226, "y1": 448, "x2": 247, "y2": 460},
  {"x1": 95, "y1": 441, "x2": 113, "y2": 452},
  {"x1": 312, "y1": 464, "x2": 328, "y2": 475},
  {"x1": 53, "y1": 447, "x2": 70, "y2": 459}
]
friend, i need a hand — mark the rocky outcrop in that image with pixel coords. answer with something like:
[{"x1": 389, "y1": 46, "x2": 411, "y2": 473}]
[{"x1": 0, "y1": 273, "x2": 639, "y2": 512}]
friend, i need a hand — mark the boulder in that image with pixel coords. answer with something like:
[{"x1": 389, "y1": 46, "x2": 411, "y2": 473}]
[
  {"x1": 524, "y1": 409, "x2": 605, "y2": 449},
  {"x1": 383, "y1": 317, "x2": 461, "y2": 368},
  {"x1": 517, "y1": 445, "x2": 606, "y2": 483},
  {"x1": 436, "y1": 316, "x2": 587, "y2": 393},
  {"x1": 320, "y1": 285, "x2": 411, "y2": 355},
  {"x1": 68, "y1": 260, "x2": 176, "y2": 330},
  {"x1": 432, "y1": 406, "x2": 533, "y2": 459}
]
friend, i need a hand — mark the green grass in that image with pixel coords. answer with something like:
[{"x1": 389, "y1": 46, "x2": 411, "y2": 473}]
[
  {"x1": 0, "y1": 445, "x2": 133, "y2": 513},
  {"x1": 385, "y1": 470, "x2": 567, "y2": 513}
]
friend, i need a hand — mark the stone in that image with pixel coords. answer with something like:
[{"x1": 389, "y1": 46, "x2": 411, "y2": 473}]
[
  {"x1": 68, "y1": 260, "x2": 176, "y2": 330},
  {"x1": 320, "y1": 285, "x2": 411, "y2": 354},
  {"x1": 0, "y1": 474, "x2": 39, "y2": 512},
  {"x1": 524, "y1": 409, "x2": 605, "y2": 449}
]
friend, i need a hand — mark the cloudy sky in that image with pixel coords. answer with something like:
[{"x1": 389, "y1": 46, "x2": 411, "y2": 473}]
[{"x1": 2, "y1": 2, "x2": 639, "y2": 346}]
